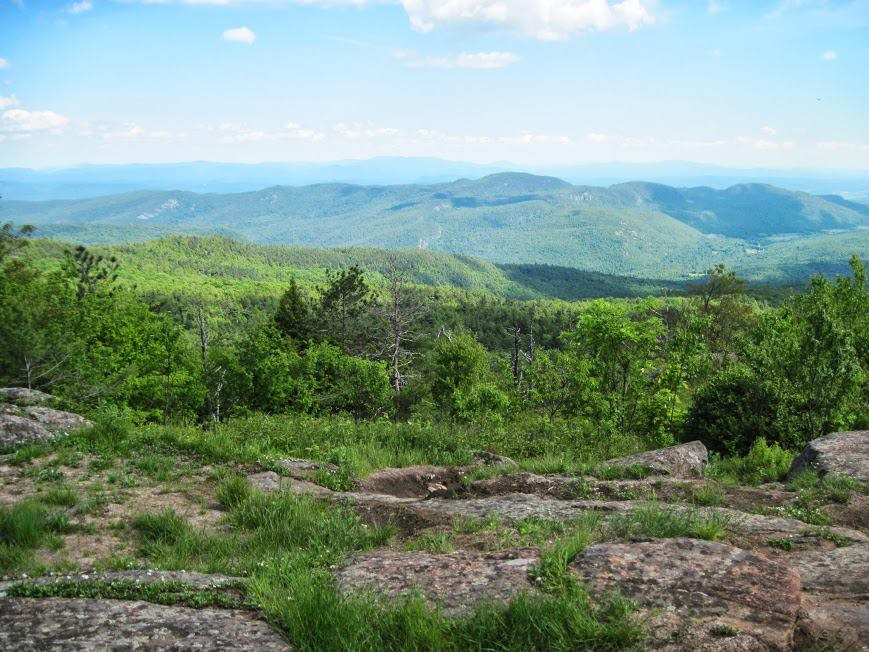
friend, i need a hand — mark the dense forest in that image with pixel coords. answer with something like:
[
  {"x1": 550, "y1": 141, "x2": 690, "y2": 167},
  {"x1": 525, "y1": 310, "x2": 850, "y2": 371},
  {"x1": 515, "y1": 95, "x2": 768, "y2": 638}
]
[{"x1": 2, "y1": 222, "x2": 866, "y2": 461}]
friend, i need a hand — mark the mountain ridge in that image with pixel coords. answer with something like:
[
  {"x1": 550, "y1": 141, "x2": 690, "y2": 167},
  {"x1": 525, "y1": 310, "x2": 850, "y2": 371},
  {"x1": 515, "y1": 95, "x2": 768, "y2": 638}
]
[{"x1": 3, "y1": 172, "x2": 866, "y2": 281}]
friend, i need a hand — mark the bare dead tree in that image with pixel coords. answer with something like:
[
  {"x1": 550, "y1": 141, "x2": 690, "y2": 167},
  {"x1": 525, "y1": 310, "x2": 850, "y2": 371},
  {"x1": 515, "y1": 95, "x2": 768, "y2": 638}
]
[{"x1": 376, "y1": 255, "x2": 428, "y2": 392}]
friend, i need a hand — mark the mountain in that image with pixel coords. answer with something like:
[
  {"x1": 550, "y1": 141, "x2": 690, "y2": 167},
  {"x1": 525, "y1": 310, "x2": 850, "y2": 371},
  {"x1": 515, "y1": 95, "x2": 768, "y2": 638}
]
[
  {"x1": 3, "y1": 172, "x2": 867, "y2": 280},
  {"x1": 2, "y1": 159, "x2": 868, "y2": 200}
]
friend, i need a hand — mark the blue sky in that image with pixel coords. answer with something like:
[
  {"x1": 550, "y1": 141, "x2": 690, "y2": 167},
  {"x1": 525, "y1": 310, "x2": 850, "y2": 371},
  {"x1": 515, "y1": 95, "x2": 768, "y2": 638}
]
[{"x1": 1, "y1": 0, "x2": 867, "y2": 168}]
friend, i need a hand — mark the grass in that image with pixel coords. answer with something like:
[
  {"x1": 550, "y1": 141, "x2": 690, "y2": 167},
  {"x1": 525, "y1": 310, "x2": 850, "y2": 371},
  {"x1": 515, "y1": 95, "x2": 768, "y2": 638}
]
[
  {"x1": 689, "y1": 484, "x2": 725, "y2": 507},
  {"x1": 707, "y1": 438, "x2": 795, "y2": 486},
  {"x1": 122, "y1": 476, "x2": 644, "y2": 651},
  {"x1": 787, "y1": 471, "x2": 859, "y2": 505},
  {"x1": 404, "y1": 532, "x2": 454, "y2": 554},
  {"x1": 0, "y1": 500, "x2": 73, "y2": 574},
  {"x1": 608, "y1": 504, "x2": 730, "y2": 541},
  {"x1": 766, "y1": 537, "x2": 795, "y2": 551}
]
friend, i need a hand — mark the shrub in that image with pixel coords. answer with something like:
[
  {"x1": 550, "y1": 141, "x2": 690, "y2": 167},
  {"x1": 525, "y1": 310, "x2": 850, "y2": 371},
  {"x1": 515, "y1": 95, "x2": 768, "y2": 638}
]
[{"x1": 707, "y1": 438, "x2": 794, "y2": 485}]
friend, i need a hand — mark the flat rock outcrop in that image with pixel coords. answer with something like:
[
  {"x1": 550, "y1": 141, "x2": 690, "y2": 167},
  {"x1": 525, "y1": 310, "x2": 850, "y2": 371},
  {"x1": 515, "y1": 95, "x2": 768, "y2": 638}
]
[
  {"x1": 787, "y1": 431, "x2": 869, "y2": 483},
  {"x1": 790, "y1": 545, "x2": 869, "y2": 650},
  {"x1": 0, "y1": 597, "x2": 289, "y2": 650},
  {"x1": 336, "y1": 549, "x2": 539, "y2": 616},
  {"x1": 570, "y1": 538, "x2": 802, "y2": 650},
  {"x1": 598, "y1": 441, "x2": 708, "y2": 478},
  {"x1": 358, "y1": 465, "x2": 465, "y2": 498},
  {"x1": 0, "y1": 570, "x2": 246, "y2": 597}
]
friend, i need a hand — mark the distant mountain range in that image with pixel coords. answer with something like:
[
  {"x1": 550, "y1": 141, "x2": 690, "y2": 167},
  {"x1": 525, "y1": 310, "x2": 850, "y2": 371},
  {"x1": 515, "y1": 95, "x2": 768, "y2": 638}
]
[
  {"x1": 2, "y1": 158, "x2": 869, "y2": 200},
  {"x1": 3, "y1": 172, "x2": 867, "y2": 280}
]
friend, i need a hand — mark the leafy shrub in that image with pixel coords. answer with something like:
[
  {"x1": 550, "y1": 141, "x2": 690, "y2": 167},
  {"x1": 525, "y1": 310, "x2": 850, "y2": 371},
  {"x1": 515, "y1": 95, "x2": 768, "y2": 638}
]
[{"x1": 707, "y1": 438, "x2": 794, "y2": 485}]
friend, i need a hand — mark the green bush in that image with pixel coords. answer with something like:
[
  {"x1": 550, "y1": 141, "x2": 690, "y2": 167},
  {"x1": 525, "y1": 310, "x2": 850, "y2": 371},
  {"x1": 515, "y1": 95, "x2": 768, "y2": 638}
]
[{"x1": 707, "y1": 438, "x2": 795, "y2": 485}]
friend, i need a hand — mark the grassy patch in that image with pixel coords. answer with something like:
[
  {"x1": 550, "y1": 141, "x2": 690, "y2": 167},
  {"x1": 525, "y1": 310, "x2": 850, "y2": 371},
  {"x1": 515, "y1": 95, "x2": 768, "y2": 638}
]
[
  {"x1": 788, "y1": 471, "x2": 858, "y2": 505},
  {"x1": 766, "y1": 537, "x2": 795, "y2": 551},
  {"x1": 689, "y1": 485, "x2": 725, "y2": 507},
  {"x1": 593, "y1": 464, "x2": 655, "y2": 481},
  {"x1": 404, "y1": 531, "x2": 454, "y2": 554},
  {"x1": 39, "y1": 486, "x2": 78, "y2": 508},
  {"x1": 0, "y1": 500, "x2": 75, "y2": 574},
  {"x1": 609, "y1": 504, "x2": 729, "y2": 541}
]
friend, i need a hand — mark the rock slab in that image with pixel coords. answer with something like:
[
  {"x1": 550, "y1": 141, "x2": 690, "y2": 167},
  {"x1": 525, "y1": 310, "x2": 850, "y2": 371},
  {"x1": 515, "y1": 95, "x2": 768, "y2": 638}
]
[
  {"x1": 599, "y1": 441, "x2": 708, "y2": 478},
  {"x1": 570, "y1": 538, "x2": 802, "y2": 650},
  {"x1": 336, "y1": 549, "x2": 539, "y2": 615},
  {"x1": 358, "y1": 465, "x2": 465, "y2": 498},
  {"x1": 0, "y1": 597, "x2": 289, "y2": 650},
  {"x1": 787, "y1": 431, "x2": 869, "y2": 483}
]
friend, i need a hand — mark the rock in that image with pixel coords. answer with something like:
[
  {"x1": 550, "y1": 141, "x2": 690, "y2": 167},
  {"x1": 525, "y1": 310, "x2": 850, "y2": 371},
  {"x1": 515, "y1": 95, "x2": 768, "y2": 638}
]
[
  {"x1": 471, "y1": 451, "x2": 518, "y2": 469},
  {"x1": 254, "y1": 472, "x2": 867, "y2": 544},
  {"x1": 790, "y1": 545, "x2": 869, "y2": 650},
  {"x1": 570, "y1": 538, "x2": 802, "y2": 650},
  {"x1": 469, "y1": 472, "x2": 700, "y2": 501},
  {"x1": 358, "y1": 465, "x2": 465, "y2": 499},
  {"x1": 0, "y1": 413, "x2": 55, "y2": 448},
  {"x1": 18, "y1": 406, "x2": 92, "y2": 433},
  {"x1": 335, "y1": 549, "x2": 539, "y2": 616},
  {"x1": 598, "y1": 441, "x2": 708, "y2": 478},
  {"x1": 0, "y1": 404, "x2": 92, "y2": 449},
  {"x1": 470, "y1": 472, "x2": 590, "y2": 499},
  {"x1": 0, "y1": 388, "x2": 54, "y2": 406},
  {"x1": 790, "y1": 543, "x2": 869, "y2": 597},
  {"x1": 0, "y1": 598, "x2": 289, "y2": 650},
  {"x1": 1, "y1": 570, "x2": 246, "y2": 598},
  {"x1": 247, "y1": 471, "x2": 334, "y2": 498},
  {"x1": 796, "y1": 596, "x2": 869, "y2": 651},
  {"x1": 787, "y1": 431, "x2": 869, "y2": 483},
  {"x1": 275, "y1": 458, "x2": 340, "y2": 480}
]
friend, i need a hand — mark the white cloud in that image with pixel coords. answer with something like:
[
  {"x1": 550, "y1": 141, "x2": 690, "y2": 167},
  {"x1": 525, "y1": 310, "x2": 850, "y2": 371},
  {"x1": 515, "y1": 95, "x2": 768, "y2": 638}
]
[
  {"x1": 217, "y1": 121, "x2": 324, "y2": 143},
  {"x1": 1, "y1": 109, "x2": 70, "y2": 132},
  {"x1": 222, "y1": 27, "x2": 256, "y2": 44},
  {"x1": 816, "y1": 141, "x2": 869, "y2": 152},
  {"x1": 707, "y1": 0, "x2": 724, "y2": 14},
  {"x1": 0, "y1": 95, "x2": 19, "y2": 110},
  {"x1": 736, "y1": 135, "x2": 779, "y2": 150},
  {"x1": 760, "y1": 125, "x2": 777, "y2": 135},
  {"x1": 399, "y1": 0, "x2": 656, "y2": 41},
  {"x1": 586, "y1": 132, "x2": 608, "y2": 143},
  {"x1": 498, "y1": 132, "x2": 572, "y2": 145},
  {"x1": 821, "y1": 50, "x2": 837, "y2": 61},
  {"x1": 395, "y1": 51, "x2": 520, "y2": 70},
  {"x1": 414, "y1": 128, "x2": 492, "y2": 144},
  {"x1": 334, "y1": 121, "x2": 400, "y2": 140},
  {"x1": 68, "y1": 1, "x2": 94, "y2": 14},
  {"x1": 0, "y1": 59, "x2": 9, "y2": 70}
]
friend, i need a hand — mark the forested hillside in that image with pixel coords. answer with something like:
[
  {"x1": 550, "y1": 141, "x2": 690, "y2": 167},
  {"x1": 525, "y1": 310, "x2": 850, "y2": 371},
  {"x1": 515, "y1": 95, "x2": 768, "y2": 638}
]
[
  {"x1": 4, "y1": 173, "x2": 866, "y2": 280},
  {"x1": 21, "y1": 236, "x2": 682, "y2": 303}
]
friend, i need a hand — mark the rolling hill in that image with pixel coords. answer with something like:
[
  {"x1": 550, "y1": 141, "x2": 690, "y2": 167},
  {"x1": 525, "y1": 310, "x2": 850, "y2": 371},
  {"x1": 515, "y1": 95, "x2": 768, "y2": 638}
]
[{"x1": 3, "y1": 173, "x2": 867, "y2": 280}]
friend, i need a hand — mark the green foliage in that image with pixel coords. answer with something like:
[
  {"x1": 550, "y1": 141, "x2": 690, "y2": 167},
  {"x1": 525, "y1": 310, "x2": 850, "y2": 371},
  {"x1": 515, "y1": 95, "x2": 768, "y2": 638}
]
[
  {"x1": 706, "y1": 438, "x2": 795, "y2": 485},
  {"x1": 275, "y1": 278, "x2": 315, "y2": 343},
  {"x1": 429, "y1": 334, "x2": 509, "y2": 423},
  {"x1": 687, "y1": 258, "x2": 867, "y2": 454}
]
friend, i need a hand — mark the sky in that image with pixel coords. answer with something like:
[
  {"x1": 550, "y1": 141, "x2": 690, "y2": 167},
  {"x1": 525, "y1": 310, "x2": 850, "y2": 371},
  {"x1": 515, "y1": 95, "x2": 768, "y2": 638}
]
[{"x1": 0, "y1": 0, "x2": 867, "y2": 169}]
